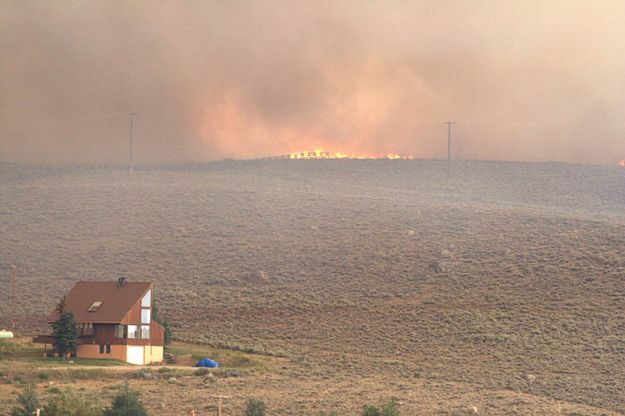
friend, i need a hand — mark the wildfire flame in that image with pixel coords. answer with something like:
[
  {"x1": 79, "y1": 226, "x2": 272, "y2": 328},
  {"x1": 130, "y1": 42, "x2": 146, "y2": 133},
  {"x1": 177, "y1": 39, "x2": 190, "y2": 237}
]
[
  {"x1": 286, "y1": 148, "x2": 412, "y2": 160},
  {"x1": 619, "y1": 160, "x2": 625, "y2": 167}
]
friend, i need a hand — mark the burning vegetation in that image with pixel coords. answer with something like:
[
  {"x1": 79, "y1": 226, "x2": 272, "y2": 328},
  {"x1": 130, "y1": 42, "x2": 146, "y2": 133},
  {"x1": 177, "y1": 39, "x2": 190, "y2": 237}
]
[{"x1": 285, "y1": 148, "x2": 413, "y2": 160}]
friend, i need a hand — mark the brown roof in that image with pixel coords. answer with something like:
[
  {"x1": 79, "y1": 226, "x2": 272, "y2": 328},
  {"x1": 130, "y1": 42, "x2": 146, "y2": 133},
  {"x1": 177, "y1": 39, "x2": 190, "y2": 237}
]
[{"x1": 48, "y1": 281, "x2": 152, "y2": 324}]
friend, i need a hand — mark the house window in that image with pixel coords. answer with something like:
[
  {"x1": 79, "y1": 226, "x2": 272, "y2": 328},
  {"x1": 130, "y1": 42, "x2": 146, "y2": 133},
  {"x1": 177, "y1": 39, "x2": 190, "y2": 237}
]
[
  {"x1": 78, "y1": 323, "x2": 94, "y2": 336},
  {"x1": 99, "y1": 344, "x2": 110, "y2": 354},
  {"x1": 141, "y1": 325, "x2": 150, "y2": 339},
  {"x1": 141, "y1": 290, "x2": 151, "y2": 307},
  {"x1": 115, "y1": 324, "x2": 125, "y2": 338},
  {"x1": 141, "y1": 309, "x2": 151, "y2": 324},
  {"x1": 88, "y1": 301, "x2": 103, "y2": 312},
  {"x1": 139, "y1": 289, "x2": 152, "y2": 338},
  {"x1": 127, "y1": 325, "x2": 138, "y2": 339}
]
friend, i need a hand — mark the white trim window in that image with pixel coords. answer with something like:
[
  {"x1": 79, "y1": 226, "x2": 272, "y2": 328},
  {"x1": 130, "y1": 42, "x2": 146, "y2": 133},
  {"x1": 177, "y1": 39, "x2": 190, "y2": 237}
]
[
  {"x1": 115, "y1": 324, "x2": 125, "y2": 338},
  {"x1": 127, "y1": 325, "x2": 139, "y2": 339},
  {"x1": 141, "y1": 309, "x2": 151, "y2": 324},
  {"x1": 141, "y1": 325, "x2": 150, "y2": 339},
  {"x1": 141, "y1": 290, "x2": 151, "y2": 308}
]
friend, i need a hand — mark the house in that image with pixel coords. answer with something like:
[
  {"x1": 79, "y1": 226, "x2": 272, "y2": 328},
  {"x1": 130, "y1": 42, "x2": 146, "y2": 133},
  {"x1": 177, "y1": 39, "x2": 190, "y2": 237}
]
[{"x1": 34, "y1": 278, "x2": 164, "y2": 365}]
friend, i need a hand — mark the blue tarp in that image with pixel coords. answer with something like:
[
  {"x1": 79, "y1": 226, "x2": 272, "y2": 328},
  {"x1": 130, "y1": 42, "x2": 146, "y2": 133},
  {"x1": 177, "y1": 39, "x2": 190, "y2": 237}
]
[{"x1": 195, "y1": 357, "x2": 219, "y2": 368}]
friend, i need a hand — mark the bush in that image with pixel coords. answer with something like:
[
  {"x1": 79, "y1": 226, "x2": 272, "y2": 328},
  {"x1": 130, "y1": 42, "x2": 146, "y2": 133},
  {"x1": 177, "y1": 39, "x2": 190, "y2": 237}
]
[
  {"x1": 102, "y1": 381, "x2": 148, "y2": 416},
  {"x1": 245, "y1": 398, "x2": 266, "y2": 416},
  {"x1": 194, "y1": 367, "x2": 210, "y2": 376},
  {"x1": 37, "y1": 372, "x2": 50, "y2": 380},
  {"x1": 362, "y1": 401, "x2": 400, "y2": 416},
  {"x1": 10, "y1": 384, "x2": 40, "y2": 416},
  {"x1": 380, "y1": 401, "x2": 400, "y2": 416},
  {"x1": 43, "y1": 388, "x2": 101, "y2": 416},
  {"x1": 363, "y1": 405, "x2": 380, "y2": 416}
]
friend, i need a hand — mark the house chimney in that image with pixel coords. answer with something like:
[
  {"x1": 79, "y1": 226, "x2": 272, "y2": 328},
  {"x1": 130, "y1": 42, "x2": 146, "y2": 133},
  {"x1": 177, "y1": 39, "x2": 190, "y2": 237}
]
[{"x1": 117, "y1": 276, "x2": 126, "y2": 287}]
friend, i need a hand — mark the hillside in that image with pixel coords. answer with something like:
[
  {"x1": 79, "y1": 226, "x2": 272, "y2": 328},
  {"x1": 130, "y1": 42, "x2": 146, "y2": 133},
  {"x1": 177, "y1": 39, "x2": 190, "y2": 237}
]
[{"x1": 1, "y1": 160, "x2": 624, "y2": 414}]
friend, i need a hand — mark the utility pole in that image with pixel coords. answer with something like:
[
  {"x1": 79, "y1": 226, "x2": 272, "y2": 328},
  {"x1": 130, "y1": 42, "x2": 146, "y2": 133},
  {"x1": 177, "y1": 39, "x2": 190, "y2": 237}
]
[
  {"x1": 211, "y1": 395, "x2": 231, "y2": 416},
  {"x1": 128, "y1": 112, "x2": 139, "y2": 174},
  {"x1": 444, "y1": 121, "x2": 455, "y2": 183},
  {"x1": 11, "y1": 264, "x2": 16, "y2": 331}
]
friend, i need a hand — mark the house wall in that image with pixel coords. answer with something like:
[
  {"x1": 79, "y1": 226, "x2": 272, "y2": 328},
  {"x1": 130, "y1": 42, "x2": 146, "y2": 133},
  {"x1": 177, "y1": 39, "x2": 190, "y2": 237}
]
[
  {"x1": 77, "y1": 344, "x2": 163, "y2": 365},
  {"x1": 90, "y1": 324, "x2": 117, "y2": 343},
  {"x1": 144, "y1": 345, "x2": 164, "y2": 364},
  {"x1": 121, "y1": 285, "x2": 151, "y2": 325},
  {"x1": 119, "y1": 285, "x2": 165, "y2": 348},
  {"x1": 151, "y1": 321, "x2": 165, "y2": 346},
  {"x1": 76, "y1": 344, "x2": 127, "y2": 362},
  {"x1": 75, "y1": 321, "x2": 164, "y2": 365},
  {"x1": 81, "y1": 324, "x2": 151, "y2": 346},
  {"x1": 122, "y1": 297, "x2": 143, "y2": 325},
  {"x1": 82, "y1": 321, "x2": 163, "y2": 348}
]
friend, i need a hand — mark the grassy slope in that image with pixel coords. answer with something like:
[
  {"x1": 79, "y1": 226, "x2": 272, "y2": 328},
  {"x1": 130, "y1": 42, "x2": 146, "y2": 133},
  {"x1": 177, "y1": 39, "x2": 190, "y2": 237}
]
[{"x1": 0, "y1": 160, "x2": 624, "y2": 414}]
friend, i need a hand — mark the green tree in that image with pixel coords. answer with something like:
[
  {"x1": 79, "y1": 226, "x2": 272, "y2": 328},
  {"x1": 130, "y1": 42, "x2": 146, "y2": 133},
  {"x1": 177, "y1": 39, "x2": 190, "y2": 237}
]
[
  {"x1": 244, "y1": 398, "x2": 266, "y2": 416},
  {"x1": 43, "y1": 388, "x2": 101, "y2": 416},
  {"x1": 10, "y1": 384, "x2": 40, "y2": 416},
  {"x1": 152, "y1": 299, "x2": 171, "y2": 345},
  {"x1": 102, "y1": 381, "x2": 148, "y2": 416},
  {"x1": 52, "y1": 297, "x2": 79, "y2": 358}
]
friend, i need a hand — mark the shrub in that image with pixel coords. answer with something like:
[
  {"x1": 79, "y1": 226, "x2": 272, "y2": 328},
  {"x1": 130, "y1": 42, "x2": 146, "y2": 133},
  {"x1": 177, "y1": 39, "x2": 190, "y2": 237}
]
[
  {"x1": 194, "y1": 367, "x2": 210, "y2": 376},
  {"x1": 11, "y1": 374, "x2": 24, "y2": 385},
  {"x1": 362, "y1": 405, "x2": 380, "y2": 416},
  {"x1": 102, "y1": 381, "x2": 148, "y2": 416},
  {"x1": 43, "y1": 388, "x2": 101, "y2": 416},
  {"x1": 10, "y1": 384, "x2": 40, "y2": 416},
  {"x1": 362, "y1": 401, "x2": 400, "y2": 416},
  {"x1": 380, "y1": 401, "x2": 400, "y2": 416},
  {"x1": 245, "y1": 398, "x2": 267, "y2": 416}
]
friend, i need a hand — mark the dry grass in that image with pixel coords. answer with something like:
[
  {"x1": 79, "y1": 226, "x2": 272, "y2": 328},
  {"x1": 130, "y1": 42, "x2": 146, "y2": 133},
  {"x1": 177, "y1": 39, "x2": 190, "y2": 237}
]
[{"x1": 1, "y1": 160, "x2": 624, "y2": 414}]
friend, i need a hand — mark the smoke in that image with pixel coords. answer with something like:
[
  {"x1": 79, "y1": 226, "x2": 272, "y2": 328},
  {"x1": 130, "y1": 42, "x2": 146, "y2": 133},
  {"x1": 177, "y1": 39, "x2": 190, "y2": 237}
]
[{"x1": 1, "y1": 0, "x2": 624, "y2": 164}]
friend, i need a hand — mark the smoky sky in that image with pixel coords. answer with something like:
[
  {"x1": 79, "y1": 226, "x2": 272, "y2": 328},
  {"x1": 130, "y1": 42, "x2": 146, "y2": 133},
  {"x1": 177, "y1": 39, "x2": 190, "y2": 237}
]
[{"x1": 1, "y1": 0, "x2": 624, "y2": 164}]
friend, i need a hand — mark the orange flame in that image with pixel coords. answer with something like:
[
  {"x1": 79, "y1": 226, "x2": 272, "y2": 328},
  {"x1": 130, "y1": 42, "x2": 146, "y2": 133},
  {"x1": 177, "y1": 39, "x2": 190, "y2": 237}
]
[{"x1": 286, "y1": 148, "x2": 412, "y2": 160}]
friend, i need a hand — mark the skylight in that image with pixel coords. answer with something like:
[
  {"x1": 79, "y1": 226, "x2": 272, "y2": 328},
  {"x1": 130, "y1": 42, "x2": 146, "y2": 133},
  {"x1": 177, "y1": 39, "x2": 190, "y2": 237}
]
[{"x1": 87, "y1": 301, "x2": 103, "y2": 312}]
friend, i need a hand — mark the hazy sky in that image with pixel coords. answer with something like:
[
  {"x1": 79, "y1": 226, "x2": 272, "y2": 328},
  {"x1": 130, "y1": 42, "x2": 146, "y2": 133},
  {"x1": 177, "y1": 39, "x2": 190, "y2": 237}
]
[{"x1": 1, "y1": 0, "x2": 624, "y2": 164}]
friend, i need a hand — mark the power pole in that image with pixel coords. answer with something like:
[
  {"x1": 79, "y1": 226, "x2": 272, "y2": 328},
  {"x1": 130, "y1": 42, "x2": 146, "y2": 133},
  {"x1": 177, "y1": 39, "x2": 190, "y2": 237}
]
[
  {"x1": 11, "y1": 264, "x2": 16, "y2": 331},
  {"x1": 444, "y1": 121, "x2": 455, "y2": 183},
  {"x1": 211, "y1": 395, "x2": 231, "y2": 416},
  {"x1": 128, "y1": 112, "x2": 139, "y2": 174}
]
